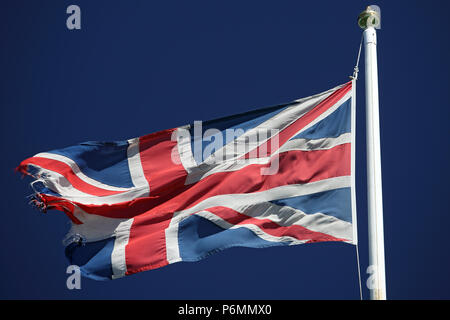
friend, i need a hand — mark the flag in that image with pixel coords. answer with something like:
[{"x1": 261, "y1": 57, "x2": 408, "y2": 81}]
[{"x1": 17, "y1": 80, "x2": 357, "y2": 280}]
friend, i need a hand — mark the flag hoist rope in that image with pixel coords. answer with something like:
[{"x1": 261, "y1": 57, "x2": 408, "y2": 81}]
[{"x1": 351, "y1": 34, "x2": 363, "y2": 301}]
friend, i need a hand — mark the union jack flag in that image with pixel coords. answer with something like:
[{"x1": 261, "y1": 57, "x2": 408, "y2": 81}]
[{"x1": 17, "y1": 80, "x2": 357, "y2": 280}]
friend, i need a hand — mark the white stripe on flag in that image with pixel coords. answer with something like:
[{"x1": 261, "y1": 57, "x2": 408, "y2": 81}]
[
  {"x1": 33, "y1": 152, "x2": 130, "y2": 192},
  {"x1": 127, "y1": 137, "x2": 150, "y2": 196},
  {"x1": 111, "y1": 218, "x2": 134, "y2": 279},
  {"x1": 29, "y1": 165, "x2": 150, "y2": 204}
]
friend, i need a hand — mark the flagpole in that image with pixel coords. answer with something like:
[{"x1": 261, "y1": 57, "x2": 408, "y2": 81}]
[{"x1": 358, "y1": 6, "x2": 387, "y2": 300}]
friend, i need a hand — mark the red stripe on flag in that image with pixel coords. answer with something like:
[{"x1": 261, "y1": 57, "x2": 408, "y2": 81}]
[
  {"x1": 206, "y1": 206, "x2": 347, "y2": 243},
  {"x1": 18, "y1": 157, "x2": 124, "y2": 196},
  {"x1": 125, "y1": 128, "x2": 188, "y2": 275},
  {"x1": 161, "y1": 143, "x2": 351, "y2": 214},
  {"x1": 244, "y1": 81, "x2": 352, "y2": 159},
  {"x1": 124, "y1": 211, "x2": 173, "y2": 275},
  {"x1": 51, "y1": 143, "x2": 351, "y2": 219},
  {"x1": 138, "y1": 128, "x2": 188, "y2": 204}
]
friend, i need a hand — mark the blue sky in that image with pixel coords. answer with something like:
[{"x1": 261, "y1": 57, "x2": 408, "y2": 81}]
[{"x1": 1, "y1": 0, "x2": 449, "y2": 299}]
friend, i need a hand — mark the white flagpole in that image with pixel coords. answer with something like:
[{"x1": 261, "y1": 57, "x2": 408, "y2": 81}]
[{"x1": 358, "y1": 6, "x2": 387, "y2": 300}]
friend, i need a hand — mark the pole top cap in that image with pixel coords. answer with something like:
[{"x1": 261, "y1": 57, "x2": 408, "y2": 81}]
[{"x1": 358, "y1": 5, "x2": 381, "y2": 29}]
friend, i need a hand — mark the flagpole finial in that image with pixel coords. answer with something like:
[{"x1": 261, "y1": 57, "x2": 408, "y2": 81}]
[{"x1": 358, "y1": 5, "x2": 381, "y2": 29}]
